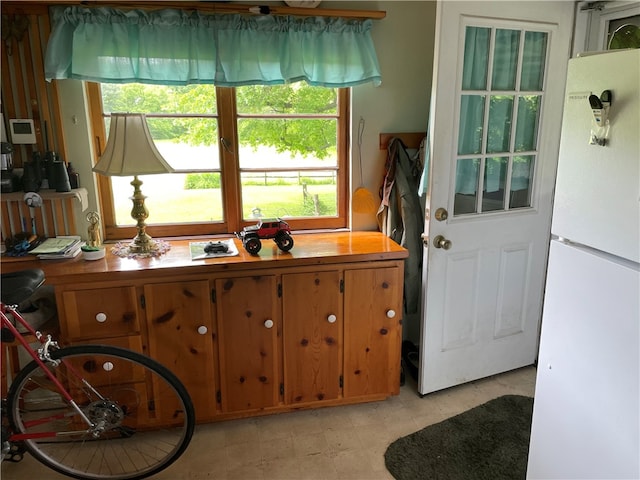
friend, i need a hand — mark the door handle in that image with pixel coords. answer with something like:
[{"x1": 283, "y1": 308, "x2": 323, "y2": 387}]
[
  {"x1": 434, "y1": 208, "x2": 448, "y2": 221},
  {"x1": 433, "y1": 235, "x2": 452, "y2": 250}
]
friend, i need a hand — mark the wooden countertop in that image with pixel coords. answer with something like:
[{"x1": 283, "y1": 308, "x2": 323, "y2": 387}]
[{"x1": 1, "y1": 231, "x2": 408, "y2": 285}]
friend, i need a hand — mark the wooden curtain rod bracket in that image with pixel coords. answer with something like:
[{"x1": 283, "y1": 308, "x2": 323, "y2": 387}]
[{"x1": 379, "y1": 132, "x2": 425, "y2": 150}]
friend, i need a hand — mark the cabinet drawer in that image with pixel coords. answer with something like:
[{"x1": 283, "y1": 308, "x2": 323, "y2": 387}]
[
  {"x1": 61, "y1": 287, "x2": 140, "y2": 340},
  {"x1": 64, "y1": 336, "x2": 146, "y2": 387}
]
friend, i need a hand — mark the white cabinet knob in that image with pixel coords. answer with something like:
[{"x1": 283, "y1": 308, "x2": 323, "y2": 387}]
[
  {"x1": 386, "y1": 309, "x2": 396, "y2": 319},
  {"x1": 264, "y1": 319, "x2": 274, "y2": 329},
  {"x1": 197, "y1": 325, "x2": 208, "y2": 335},
  {"x1": 95, "y1": 312, "x2": 107, "y2": 323},
  {"x1": 327, "y1": 314, "x2": 337, "y2": 323}
]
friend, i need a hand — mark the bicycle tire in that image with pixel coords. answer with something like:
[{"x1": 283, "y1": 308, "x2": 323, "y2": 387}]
[{"x1": 6, "y1": 344, "x2": 195, "y2": 480}]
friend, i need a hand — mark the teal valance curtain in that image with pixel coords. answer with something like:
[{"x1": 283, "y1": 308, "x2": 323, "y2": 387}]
[{"x1": 45, "y1": 6, "x2": 382, "y2": 87}]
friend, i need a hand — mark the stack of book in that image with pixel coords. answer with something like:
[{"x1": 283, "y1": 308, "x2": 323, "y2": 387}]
[{"x1": 29, "y1": 236, "x2": 84, "y2": 260}]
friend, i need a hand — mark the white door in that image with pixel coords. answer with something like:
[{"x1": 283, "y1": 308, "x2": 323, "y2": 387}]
[{"x1": 419, "y1": 1, "x2": 574, "y2": 394}]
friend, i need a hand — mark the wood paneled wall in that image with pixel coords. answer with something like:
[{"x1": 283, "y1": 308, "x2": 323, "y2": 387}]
[
  {"x1": 1, "y1": 4, "x2": 66, "y2": 168},
  {"x1": 1, "y1": 190, "x2": 82, "y2": 239}
]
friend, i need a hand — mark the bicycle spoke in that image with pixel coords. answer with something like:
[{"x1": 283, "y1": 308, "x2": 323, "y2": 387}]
[{"x1": 7, "y1": 345, "x2": 194, "y2": 480}]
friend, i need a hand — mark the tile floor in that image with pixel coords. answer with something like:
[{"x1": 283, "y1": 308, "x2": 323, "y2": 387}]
[{"x1": 2, "y1": 366, "x2": 536, "y2": 480}]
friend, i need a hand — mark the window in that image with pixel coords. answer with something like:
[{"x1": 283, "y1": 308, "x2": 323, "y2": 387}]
[
  {"x1": 453, "y1": 26, "x2": 547, "y2": 216},
  {"x1": 607, "y1": 15, "x2": 640, "y2": 50},
  {"x1": 88, "y1": 83, "x2": 349, "y2": 240}
]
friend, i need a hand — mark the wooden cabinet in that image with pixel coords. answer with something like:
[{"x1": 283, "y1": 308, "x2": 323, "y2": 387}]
[
  {"x1": 215, "y1": 275, "x2": 280, "y2": 413},
  {"x1": 282, "y1": 270, "x2": 342, "y2": 405},
  {"x1": 31, "y1": 232, "x2": 407, "y2": 424},
  {"x1": 343, "y1": 267, "x2": 403, "y2": 398},
  {"x1": 143, "y1": 280, "x2": 217, "y2": 422}
]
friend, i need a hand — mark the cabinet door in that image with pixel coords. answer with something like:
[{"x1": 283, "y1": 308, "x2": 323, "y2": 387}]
[
  {"x1": 282, "y1": 271, "x2": 342, "y2": 405},
  {"x1": 216, "y1": 275, "x2": 279, "y2": 413},
  {"x1": 61, "y1": 286, "x2": 140, "y2": 341},
  {"x1": 343, "y1": 267, "x2": 402, "y2": 398},
  {"x1": 144, "y1": 280, "x2": 216, "y2": 421}
]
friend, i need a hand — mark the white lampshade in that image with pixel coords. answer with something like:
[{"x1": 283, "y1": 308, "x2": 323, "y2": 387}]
[{"x1": 93, "y1": 113, "x2": 174, "y2": 176}]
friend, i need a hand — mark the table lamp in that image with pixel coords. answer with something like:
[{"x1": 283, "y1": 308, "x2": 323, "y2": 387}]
[{"x1": 93, "y1": 113, "x2": 174, "y2": 255}]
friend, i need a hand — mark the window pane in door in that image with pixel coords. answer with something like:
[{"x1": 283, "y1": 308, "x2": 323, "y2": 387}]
[
  {"x1": 510, "y1": 155, "x2": 535, "y2": 208},
  {"x1": 462, "y1": 27, "x2": 491, "y2": 90},
  {"x1": 491, "y1": 29, "x2": 520, "y2": 90},
  {"x1": 487, "y1": 95, "x2": 514, "y2": 153},
  {"x1": 514, "y1": 96, "x2": 540, "y2": 152},
  {"x1": 458, "y1": 95, "x2": 485, "y2": 155},
  {"x1": 482, "y1": 157, "x2": 508, "y2": 212},
  {"x1": 520, "y1": 31, "x2": 548, "y2": 91},
  {"x1": 454, "y1": 158, "x2": 480, "y2": 215}
]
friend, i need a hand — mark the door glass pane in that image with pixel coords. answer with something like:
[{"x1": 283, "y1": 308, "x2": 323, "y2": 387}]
[
  {"x1": 455, "y1": 25, "x2": 547, "y2": 217},
  {"x1": 510, "y1": 155, "x2": 535, "y2": 208},
  {"x1": 458, "y1": 95, "x2": 485, "y2": 155},
  {"x1": 487, "y1": 95, "x2": 514, "y2": 153},
  {"x1": 454, "y1": 158, "x2": 480, "y2": 215},
  {"x1": 491, "y1": 29, "x2": 520, "y2": 90},
  {"x1": 520, "y1": 31, "x2": 548, "y2": 91},
  {"x1": 482, "y1": 157, "x2": 508, "y2": 212},
  {"x1": 514, "y1": 95, "x2": 540, "y2": 152},
  {"x1": 462, "y1": 27, "x2": 491, "y2": 90}
]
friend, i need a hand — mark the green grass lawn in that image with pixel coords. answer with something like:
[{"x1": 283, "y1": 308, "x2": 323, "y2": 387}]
[{"x1": 116, "y1": 184, "x2": 337, "y2": 225}]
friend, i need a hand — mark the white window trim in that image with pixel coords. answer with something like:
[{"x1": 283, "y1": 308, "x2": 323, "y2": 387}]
[{"x1": 573, "y1": 1, "x2": 640, "y2": 55}]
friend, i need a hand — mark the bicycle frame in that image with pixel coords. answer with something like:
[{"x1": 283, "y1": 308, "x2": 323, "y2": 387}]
[{"x1": 1, "y1": 302, "x2": 95, "y2": 444}]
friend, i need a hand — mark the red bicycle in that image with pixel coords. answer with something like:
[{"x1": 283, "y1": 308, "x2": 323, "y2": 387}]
[{"x1": 1, "y1": 269, "x2": 195, "y2": 480}]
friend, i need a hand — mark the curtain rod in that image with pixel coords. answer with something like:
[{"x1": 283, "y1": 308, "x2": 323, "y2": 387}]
[{"x1": 2, "y1": 1, "x2": 386, "y2": 20}]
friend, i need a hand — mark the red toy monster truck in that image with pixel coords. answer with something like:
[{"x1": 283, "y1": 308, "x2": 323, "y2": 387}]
[{"x1": 237, "y1": 218, "x2": 294, "y2": 254}]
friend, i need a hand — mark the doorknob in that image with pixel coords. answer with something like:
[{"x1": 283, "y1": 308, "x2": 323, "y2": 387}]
[
  {"x1": 433, "y1": 235, "x2": 452, "y2": 250},
  {"x1": 434, "y1": 208, "x2": 448, "y2": 221}
]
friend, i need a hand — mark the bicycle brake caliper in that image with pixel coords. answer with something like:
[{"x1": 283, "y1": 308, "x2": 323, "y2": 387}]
[{"x1": 38, "y1": 335, "x2": 60, "y2": 366}]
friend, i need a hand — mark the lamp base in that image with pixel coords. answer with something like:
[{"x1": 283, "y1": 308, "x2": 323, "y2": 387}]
[
  {"x1": 129, "y1": 232, "x2": 157, "y2": 254},
  {"x1": 116, "y1": 175, "x2": 172, "y2": 257}
]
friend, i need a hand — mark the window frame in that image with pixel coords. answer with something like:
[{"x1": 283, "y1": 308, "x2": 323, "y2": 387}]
[{"x1": 87, "y1": 83, "x2": 350, "y2": 240}]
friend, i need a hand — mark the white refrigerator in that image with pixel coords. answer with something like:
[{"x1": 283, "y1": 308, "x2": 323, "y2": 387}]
[{"x1": 527, "y1": 49, "x2": 640, "y2": 479}]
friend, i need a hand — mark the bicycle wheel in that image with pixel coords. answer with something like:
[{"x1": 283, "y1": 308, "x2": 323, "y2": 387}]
[{"x1": 6, "y1": 344, "x2": 195, "y2": 480}]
